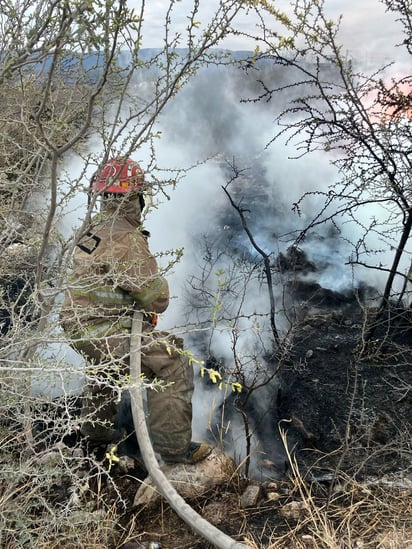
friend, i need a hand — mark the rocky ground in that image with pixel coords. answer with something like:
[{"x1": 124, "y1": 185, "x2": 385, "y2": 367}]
[
  {"x1": 1, "y1": 275, "x2": 411, "y2": 548},
  {"x1": 70, "y1": 283, "x2": 411, "y2": 548}
]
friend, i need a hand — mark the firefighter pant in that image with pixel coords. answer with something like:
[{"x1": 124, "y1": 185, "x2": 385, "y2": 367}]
[{"x1": 75, "y1": 324, "x2": 194, "y2": 457}]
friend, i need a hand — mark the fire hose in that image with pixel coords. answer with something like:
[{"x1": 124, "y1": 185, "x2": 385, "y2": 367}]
[{"x1": 129, "y1": 311, "x2": 248, "y2": 549}]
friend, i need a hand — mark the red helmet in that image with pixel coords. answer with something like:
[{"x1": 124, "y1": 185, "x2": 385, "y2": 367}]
[{"x1": 91, "y1": 157, "x2": 144, "y2": 194}]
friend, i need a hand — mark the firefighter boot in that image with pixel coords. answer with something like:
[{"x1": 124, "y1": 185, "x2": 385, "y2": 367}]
[{"x1": 161, "y1": 441, "x2": 213, "y2": 465}]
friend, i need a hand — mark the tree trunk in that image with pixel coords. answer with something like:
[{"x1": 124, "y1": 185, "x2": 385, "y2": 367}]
[{"x1": 365, "y1": 210, "x2": 412, "y2": 343}]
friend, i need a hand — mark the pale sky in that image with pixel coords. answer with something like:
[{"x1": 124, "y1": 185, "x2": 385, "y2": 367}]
[{"x1": 135, "y1": 0, "x2": 407, "y2": 67}]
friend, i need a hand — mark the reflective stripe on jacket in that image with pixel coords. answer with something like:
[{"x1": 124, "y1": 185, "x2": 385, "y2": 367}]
[
  {"x1": 69, "y1": 317, "x2": 132, "y2": 348},
  {"x1": 67, "y1": 275, "x2": 168, "y2": 314}
]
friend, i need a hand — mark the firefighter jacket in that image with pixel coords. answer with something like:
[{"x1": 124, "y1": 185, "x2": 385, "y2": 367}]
[{"x1": 60, "y1": 197, "x2": 169, "y2": 346}]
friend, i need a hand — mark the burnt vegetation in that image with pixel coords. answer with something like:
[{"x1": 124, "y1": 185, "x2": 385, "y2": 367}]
[{"x1": 0, "y1": 0, "x2": 411, "y2": 548}]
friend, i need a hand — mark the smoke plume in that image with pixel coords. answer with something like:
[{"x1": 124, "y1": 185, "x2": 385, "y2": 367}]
[{"x1": 47, "y1": 46, "x2": 410, "y2": 478}]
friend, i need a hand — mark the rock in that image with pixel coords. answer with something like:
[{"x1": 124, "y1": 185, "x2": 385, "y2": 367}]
[
  {"x1": 279, "y1": 500, "x2": 306, "y2": 520},
  {"x1": 240, "y1": 484, "x2": 261, "y2": 508},
  {"x1": 116, "y1": 455, "x2": 136, "y2": 474},
  {"x1": 34, "y1": 442, "x2": 68, "y2": 466},
  {"x1": 301, "y1": 534, "x2": 316, "y2": 546},
  {"x1": 133, "y1": 449, "x2": 237, "y2": 507},
  {"x1": 265, "y1": 490, "x2": 281, "y2": 502},
  {"x1": 71, "y1": 447, "x2": 85, "y2": 459},
  {"x1": 35, "y1": 450, "x2": 63, "y2": 467},
  {"x1": 202, "y1": 499, "x2": 234, "y2": 526}
]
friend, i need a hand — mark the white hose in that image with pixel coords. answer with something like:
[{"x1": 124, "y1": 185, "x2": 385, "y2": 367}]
[{"x1": 129, "y1": 311, "x2": 248, "y2": 549}]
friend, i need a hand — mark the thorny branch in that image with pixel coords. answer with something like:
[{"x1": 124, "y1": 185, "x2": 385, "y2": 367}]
[{"x1": 222, "y1": 172, "x2": 281, "y2": 349}]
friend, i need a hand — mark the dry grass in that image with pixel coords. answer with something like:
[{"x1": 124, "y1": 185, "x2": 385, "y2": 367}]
[
  {"x1": 0, "y1": 424, "x2": 123, "y2": 549},
  {"x1": 1, "y1": 435, "x2": 411, "y2": 548}
]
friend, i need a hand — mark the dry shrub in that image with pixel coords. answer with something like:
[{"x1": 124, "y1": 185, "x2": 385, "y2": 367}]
[
  {"x1": 261, "y1": 432, "x2": 412, "y2": 548},
  {"x1": 0, "y1": 399, "x2": 126, "y2": 549}
]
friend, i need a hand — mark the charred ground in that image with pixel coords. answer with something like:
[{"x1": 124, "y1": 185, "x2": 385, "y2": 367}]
[
  {"x1": 1, "y1": 253, "x2": 411, "y2": 548},
  {"x1": 107, "y1": 281, "x2": 412, "y2": 548},
  {"x1": 278, "y1": 280, "x2": 412, "y2": 479}
]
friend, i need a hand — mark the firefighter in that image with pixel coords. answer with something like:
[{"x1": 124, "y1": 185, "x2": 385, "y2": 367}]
[{"x1": 60, "y1": 157, "x2": 211, "y2": 465}]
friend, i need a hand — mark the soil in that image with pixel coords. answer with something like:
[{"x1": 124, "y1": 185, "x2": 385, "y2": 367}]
[
  {"x1": 96, "y1": 280, "x2": 412, "y2": 549},
  {"x1": 3, "y1": 268, "x2": 411, "y2": 548},
  {"x1": 278, "y1": 281, "x2": 412, "y2": 480}
]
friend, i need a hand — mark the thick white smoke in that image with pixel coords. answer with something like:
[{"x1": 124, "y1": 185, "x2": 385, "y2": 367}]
[
  {"x1": 40, "y1": 29, "x2": 409, "y2": 476},
  {"x1": 130, "y1": 56, "x2": 410, "y2": 477},
  {"x1": 145, "y1": 62, "x2": 406, "y2": 317}
]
